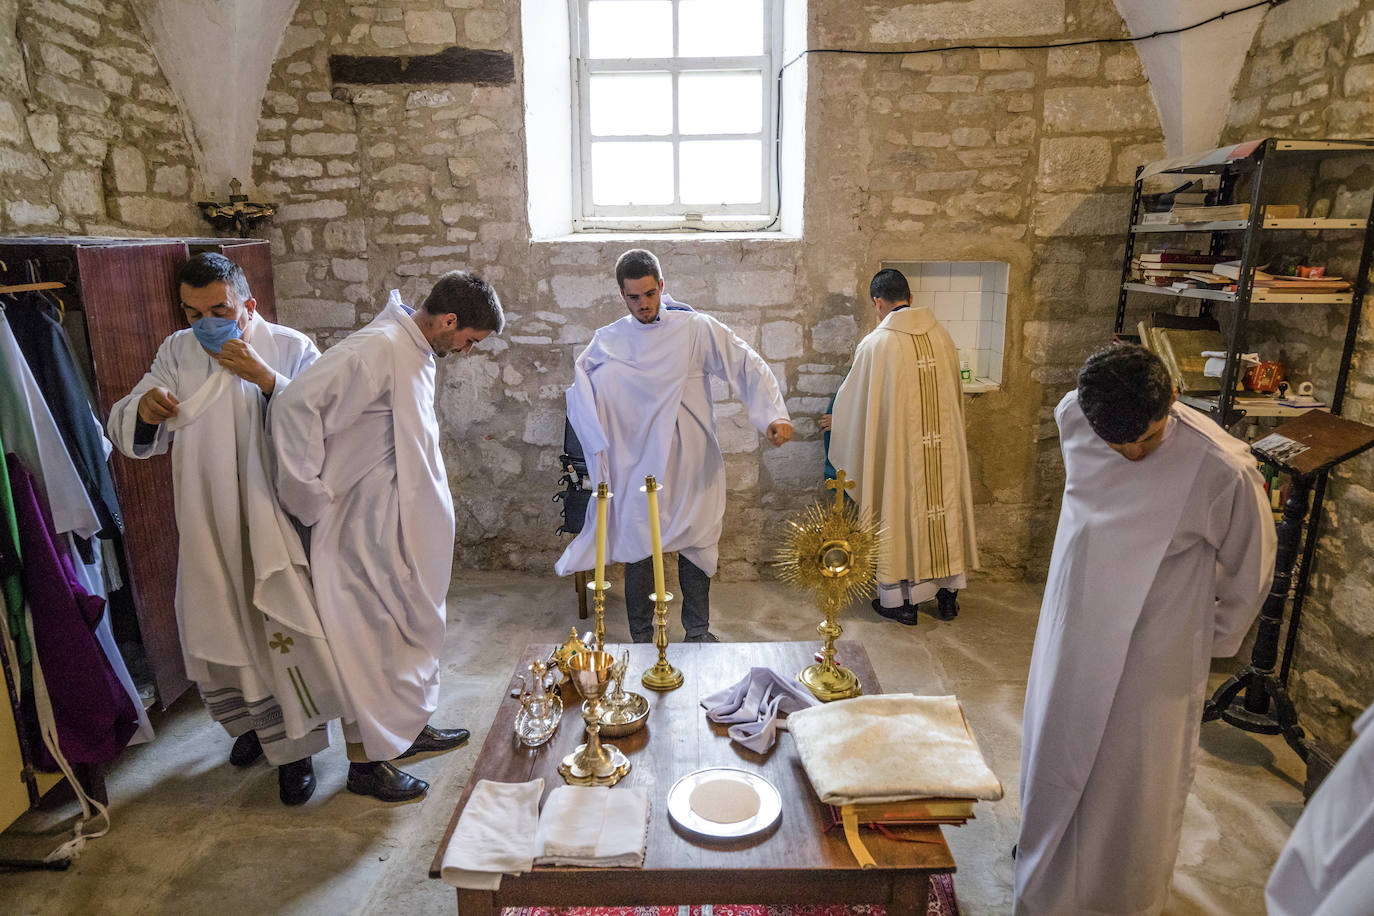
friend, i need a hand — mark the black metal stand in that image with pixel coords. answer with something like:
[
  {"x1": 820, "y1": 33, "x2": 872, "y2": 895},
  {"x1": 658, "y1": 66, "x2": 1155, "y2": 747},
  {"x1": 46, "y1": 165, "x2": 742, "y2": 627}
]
[{"x1": 1202, "y1": 473, "x2": 1312, "y2": 761}]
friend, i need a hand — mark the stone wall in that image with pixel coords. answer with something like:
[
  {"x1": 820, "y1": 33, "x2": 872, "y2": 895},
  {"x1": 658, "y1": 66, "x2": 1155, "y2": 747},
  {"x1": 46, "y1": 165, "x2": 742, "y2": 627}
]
[
  {"x1": 256, "y1": 0, "x2": 1164, "y2": 579},
  {"x1": 0, "y1": 0, "x2": 204, "y2": 236},
  {"x1": 1222, "y1": 0, "x2": 1374, "y2": 749}
]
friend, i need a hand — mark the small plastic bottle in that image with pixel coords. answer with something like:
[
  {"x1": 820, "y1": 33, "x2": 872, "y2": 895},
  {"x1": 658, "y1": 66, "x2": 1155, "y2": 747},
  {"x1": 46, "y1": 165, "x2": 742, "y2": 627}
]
[{"x1": 959, "y1": 352, "x2": 972, "y2": 383}]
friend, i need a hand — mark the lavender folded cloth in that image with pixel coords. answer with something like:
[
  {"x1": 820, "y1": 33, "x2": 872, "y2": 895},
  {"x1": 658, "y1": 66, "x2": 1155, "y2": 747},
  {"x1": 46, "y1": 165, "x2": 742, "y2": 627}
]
[{"x1": 701, "y1": 666, "x2": 820, "y2": 753}]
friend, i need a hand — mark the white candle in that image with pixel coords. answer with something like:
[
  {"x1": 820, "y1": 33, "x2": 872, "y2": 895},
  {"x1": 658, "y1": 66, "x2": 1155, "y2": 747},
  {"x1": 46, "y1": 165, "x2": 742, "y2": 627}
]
[
  {"x1": 594, "y1": 482, "x2": 609, "y2": 589},
  {"x1": 645, "y1": 476, "x2": 666, "y2": 601}
]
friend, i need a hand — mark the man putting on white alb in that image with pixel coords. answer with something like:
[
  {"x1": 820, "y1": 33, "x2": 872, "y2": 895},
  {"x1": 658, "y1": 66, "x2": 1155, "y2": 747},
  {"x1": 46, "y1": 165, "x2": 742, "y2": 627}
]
[{"x1": 555, "y1": 249, "x2": 792, "y2": 643}]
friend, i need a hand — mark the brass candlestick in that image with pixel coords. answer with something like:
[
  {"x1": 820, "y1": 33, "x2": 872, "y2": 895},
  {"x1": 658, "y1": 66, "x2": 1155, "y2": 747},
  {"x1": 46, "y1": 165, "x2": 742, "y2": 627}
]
[
  {"x1": 777, "y1": 470, "x2": 881, "y2": 701},
  {"x1": 590, "y1": 482, "x2": 611, "y2": 651},
  {"x1": 558, "y1": 650, "x2": 630, "y2": 786},
  {"x1": 588, "y1": 578, "x2": 608, "y2": 651},
  {"x1": 640, "y1": 475, "x2": 683, "y2": 691},
  {"x1": 640, "y1": 588, "x2": 683, "y2": 690}
]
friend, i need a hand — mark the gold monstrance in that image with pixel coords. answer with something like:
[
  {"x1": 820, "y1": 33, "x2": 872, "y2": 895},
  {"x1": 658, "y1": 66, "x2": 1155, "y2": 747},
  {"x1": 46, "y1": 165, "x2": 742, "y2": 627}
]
[{"x1": 775, "y1": 470, "x2": 881, "y2": 701}]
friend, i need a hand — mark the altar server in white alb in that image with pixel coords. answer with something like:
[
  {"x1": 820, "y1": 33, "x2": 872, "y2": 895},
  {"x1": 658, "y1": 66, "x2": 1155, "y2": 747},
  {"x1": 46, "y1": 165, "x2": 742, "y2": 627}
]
[
  {"x1": 555, "y1": 249, "x2": 792, "y2": 643},
  {"x1": 1015, "y1": 343, "x2": 1276, "y2": 915},
  {"x1": 1267, "y1": 701, "x2": 1374, "y2": 916},
  {"x1": 272, "y1": 271, "x2": 503, "y2": 803},
  {"x1": 108, "y1": 253, "x2": 346, "y2": 806},
  {"x1": 827, "y1": 268, "x2": 977, "y2": 626}
]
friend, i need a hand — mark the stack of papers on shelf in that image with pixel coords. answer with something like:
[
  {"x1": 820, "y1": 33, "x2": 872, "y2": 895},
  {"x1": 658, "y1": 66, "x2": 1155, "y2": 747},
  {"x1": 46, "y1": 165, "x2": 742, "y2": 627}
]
[
  {"x1": 1253, "y1": 271, "x2": 1351, "y2": 291},
  {"x1": 1171, "y1": 203, "x2": 1251, "y2": 222}
]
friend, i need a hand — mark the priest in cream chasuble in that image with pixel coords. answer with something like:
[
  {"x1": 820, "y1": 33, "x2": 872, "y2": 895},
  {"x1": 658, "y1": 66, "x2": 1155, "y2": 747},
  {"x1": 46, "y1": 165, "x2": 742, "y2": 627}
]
[{"x1": 828, "y1": 270, "x2": 978, "y2": 620}]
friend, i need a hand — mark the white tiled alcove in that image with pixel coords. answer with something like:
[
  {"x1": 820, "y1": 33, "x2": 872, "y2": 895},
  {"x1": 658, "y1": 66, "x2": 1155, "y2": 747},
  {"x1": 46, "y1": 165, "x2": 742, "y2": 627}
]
[{"x1": 883, "y1": 260, "x2": 1008, "y2": 391}]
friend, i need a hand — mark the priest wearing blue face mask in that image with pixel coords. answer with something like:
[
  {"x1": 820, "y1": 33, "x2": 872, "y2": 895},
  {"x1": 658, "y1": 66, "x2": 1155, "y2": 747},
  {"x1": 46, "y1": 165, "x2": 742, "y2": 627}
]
[{"x1": 108, "y1": 252, "x2": 346, "y2": 807}]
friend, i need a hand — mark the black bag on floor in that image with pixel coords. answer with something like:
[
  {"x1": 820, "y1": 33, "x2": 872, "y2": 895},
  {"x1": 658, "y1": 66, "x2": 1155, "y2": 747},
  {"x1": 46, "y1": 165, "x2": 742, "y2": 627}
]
[{"x1": 554, "y1": 418, "x2": 590, "y2": 535}]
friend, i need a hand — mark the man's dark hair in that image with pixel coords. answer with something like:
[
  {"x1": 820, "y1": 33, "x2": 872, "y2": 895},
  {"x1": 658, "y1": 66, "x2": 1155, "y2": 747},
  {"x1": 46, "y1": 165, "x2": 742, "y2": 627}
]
[
  {"x1": 421, "y1": 270, "x2": 505, "y2": 333},
  {"x1": 870, "y1": 268, "x2": 911, "y2": 303},
  {"x1": 615, "y1": 249, "x2": 662, "y2": 288},
  {"x1": 1076, "y1": 343, "x2": 1175, "y2": 444},
  {"x1": 177, "y1": 252, "x2": 251, "y2": 302}
]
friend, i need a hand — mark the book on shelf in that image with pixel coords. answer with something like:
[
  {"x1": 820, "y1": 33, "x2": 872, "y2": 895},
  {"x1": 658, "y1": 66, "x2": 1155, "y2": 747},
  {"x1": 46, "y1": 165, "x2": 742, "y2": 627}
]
[
  {"x1": 1168, "y1": 203, "x2": 1301, "y2": 223},
  {"x1": 1184, "y1": 271, "x2": 1234, "y2": 287},
  {"x1": 1151, "y1": 326, "x2": 1227, "y2": 395},
  {"x1": 1136, "y1": 252, "x2": 1227, "y2": 265},
  {"x1": 1138, "y1": 212, "x2": 1174, "y2": 226},
  {"x1": 1170, "y1": 203, "x2": 1250, "y2": 222},
  {"x1": 1132, "y1": 267, "x2": 1200, "y2": 279},
  {"x1": 1214, "y1": 260, "x2": 1242, "y2": 280}
]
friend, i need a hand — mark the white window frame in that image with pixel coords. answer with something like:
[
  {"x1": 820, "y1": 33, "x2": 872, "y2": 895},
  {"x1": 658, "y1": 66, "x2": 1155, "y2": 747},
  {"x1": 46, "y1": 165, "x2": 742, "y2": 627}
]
[{"x1": 569, "y1": 0, "x2": 784, "y2": 232}]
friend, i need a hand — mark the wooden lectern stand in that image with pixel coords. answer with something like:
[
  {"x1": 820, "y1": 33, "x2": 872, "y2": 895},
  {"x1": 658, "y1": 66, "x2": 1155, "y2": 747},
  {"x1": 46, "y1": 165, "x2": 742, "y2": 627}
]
[{"x1": 1203, "y1": 410, "x2": 1374, "y2": 766}]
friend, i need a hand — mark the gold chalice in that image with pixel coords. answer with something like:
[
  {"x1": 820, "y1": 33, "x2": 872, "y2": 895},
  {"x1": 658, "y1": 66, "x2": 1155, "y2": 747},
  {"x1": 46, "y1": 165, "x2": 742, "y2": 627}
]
[{"x1": 558, "y1": 649, "x2": 631, "y2": 786}]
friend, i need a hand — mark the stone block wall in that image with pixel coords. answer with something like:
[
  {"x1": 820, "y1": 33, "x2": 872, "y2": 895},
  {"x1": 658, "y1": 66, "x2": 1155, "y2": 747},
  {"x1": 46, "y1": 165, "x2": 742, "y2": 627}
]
[
  {"x1": 0, "y1": 0, "x2": 203, "y2": 236},
  {"x1": 255, "y1": 0, "x2": 1165, "y2": 581},
  {"x1": 1222, "y1": 0, "x2": 1374, "y2": 749}
]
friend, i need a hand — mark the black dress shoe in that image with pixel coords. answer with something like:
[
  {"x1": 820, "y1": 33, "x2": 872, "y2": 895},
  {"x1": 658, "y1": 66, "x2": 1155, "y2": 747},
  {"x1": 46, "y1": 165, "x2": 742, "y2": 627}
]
[
  {"x1": 346, "y1": 761, "x2": 429, "y2": 802},
  {"x1": 278, "y1": 757, "x2": 316, "y2": 806},
  {"x1": 936, "y1": 588, "x2": 959, "y2": 621},
  {"x1": 396, "y1": 724, "x2": 470, "y2": 760},
  {"x1": 230, "y1": 731, "x2": 263, "y2": 767},
  {"x1": 872, "y1": 598, "x2": 918, "y2": 626}
]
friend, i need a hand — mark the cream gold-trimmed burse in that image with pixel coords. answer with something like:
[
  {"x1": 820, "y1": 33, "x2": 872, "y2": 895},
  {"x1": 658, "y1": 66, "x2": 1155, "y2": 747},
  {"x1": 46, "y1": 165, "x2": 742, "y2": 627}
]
[{"x1": 788, "y1": 693, "x2": 1004, "y2": 805}]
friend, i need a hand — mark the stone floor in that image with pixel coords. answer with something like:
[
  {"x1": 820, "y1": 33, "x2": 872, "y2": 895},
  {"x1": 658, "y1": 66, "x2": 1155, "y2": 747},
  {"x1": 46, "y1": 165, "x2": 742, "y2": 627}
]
[{"x1": 0, "y1": 571, "x2": 1306, "y2": 915}]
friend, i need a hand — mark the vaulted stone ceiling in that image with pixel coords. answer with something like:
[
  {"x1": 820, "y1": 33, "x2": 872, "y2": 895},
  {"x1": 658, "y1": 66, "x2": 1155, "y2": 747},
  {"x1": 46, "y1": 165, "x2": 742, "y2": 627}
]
[{"x1": 130, "y1": 0, "x2": 300, "y2": 198}]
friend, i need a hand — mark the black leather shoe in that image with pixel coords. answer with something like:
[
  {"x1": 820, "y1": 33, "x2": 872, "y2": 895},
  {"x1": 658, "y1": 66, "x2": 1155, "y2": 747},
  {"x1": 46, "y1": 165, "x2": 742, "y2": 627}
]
[
  {"x1": 937, "y1": 588, "x2": 959, "y2": 621},
  {"x1": 278, "y1": 757, "x2": 316, "y2": 806},
  {"x1": 872, "y1": 598, "x2": 918, "y2": 626},
  {"x1": 395, "y1": 724, "x2": 470, "y2": 760},
  {"x1": 346, "y1": 761, "x2": 429, "y2": 802},
  {"x1": 230, "y1": 731, "x2": 263, "y2": 767}
]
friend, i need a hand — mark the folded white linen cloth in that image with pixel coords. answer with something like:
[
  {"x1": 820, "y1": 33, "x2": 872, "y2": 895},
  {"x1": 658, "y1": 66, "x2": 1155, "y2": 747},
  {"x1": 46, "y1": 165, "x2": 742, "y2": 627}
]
[
  {"x1": 534, "y1": 785, "x2": 650, "y2": 867},
  {"x1": 700, "y1": 666, "x2": 820, "y2": 753},
  {"x1": 1202, "y1": 350, "x2": 1259, "y2": 378},
  {"x1": 440, "y1": 778, "x2": 544, "y2": 889},
  {"x1": 787, "y1": 693, "x2": 1004, "y2": 805}
]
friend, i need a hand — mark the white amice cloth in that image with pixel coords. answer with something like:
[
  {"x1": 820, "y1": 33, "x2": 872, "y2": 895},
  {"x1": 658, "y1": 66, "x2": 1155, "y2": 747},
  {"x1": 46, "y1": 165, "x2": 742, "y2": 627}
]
[
  {"x1": 440, "y1": 779, "x2": 544, "y2": 889},
  {"x1": 535, "y1": 785, "x2": 650, "y2": 868},
  {"x1": 788, "y1": 693, "x2": 1004, "y2": 805},
  {"x1": 1202, "y1": 350, "x2": 1259, "y2": 378},
  {"x1": 701, "y1": 666, "x2": 820, "y2": 753}
]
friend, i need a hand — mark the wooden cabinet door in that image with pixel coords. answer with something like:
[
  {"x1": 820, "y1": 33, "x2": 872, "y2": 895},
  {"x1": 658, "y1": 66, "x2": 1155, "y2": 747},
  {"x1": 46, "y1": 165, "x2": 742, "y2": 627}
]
[
  {"x1": 75, "y1": 241, "x2": 193, "y2": 707},
  {"x1": 185, "y1": 238, "x2": 277, "y2": 321}
]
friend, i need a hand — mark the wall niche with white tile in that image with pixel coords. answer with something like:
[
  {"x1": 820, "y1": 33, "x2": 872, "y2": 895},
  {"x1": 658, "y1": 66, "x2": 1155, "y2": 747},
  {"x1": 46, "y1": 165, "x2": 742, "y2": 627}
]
[{"x1": 882, "y1": 260, "x2": 1008, "y2": 391}]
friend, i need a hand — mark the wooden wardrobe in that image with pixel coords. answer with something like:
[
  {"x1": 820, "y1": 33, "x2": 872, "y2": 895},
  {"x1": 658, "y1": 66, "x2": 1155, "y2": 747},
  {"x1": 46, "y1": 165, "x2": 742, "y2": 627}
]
[{"x1": 0, "y1": 236, "x2": 277, "y2": 709}]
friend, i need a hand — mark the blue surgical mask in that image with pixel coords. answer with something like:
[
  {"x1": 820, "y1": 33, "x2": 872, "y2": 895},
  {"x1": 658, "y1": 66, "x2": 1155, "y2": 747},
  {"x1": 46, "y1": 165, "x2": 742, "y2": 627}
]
[{"x1": 192, "y1": 316, "x2": 243, "y2": 354}]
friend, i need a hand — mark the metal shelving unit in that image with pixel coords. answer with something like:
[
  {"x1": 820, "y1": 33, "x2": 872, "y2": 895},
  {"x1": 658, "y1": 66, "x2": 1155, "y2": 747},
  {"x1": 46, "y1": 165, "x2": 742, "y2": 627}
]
[{"x1": 1115, "y1": 137, "x2": 1374, "y2": 429}]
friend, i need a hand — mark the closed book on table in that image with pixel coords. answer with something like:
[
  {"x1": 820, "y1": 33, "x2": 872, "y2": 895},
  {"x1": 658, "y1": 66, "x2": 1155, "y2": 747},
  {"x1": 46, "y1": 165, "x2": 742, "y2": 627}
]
[{"x1": 828, "y1": 797, "x2": 976, "y2": 823}]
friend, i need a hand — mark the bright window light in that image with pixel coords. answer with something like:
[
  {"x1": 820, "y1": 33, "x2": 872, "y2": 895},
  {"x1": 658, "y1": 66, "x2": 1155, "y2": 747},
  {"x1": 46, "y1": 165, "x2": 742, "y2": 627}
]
[{"x1": 573, "y1": 0, "x2": 782, "y2": 229}]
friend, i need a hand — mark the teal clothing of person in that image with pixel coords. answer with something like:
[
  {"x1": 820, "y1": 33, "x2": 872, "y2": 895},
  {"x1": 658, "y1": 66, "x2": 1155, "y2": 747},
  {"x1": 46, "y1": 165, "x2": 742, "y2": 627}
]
[{"x1": 0, "y1": 427, "x2": 31, "y2": 676}]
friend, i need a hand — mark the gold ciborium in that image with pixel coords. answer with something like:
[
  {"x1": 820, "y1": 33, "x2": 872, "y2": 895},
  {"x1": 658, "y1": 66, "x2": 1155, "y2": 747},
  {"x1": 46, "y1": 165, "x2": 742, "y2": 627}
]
[
  {"x1": 776, "y1": 470, "x2": 882, "y2": 701},
  {"x1": 557, "y1": 649, "x2": 631, "y2": 786}
]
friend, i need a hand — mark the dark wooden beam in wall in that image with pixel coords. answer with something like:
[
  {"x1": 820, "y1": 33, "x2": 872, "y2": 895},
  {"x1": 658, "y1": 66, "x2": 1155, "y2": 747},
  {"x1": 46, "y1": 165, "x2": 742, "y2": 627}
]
[{"x1": 329, "y1": 46, "x2": 514, "y2": 86}]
